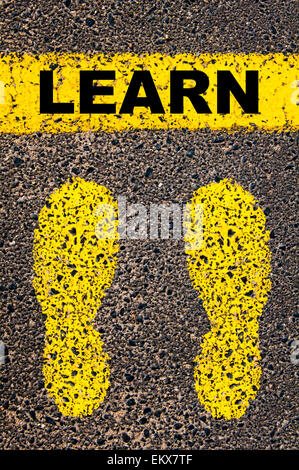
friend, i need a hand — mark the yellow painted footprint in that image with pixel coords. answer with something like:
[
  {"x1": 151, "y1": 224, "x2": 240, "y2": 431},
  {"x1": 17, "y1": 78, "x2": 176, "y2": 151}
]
[
  {"x1": 185, "y1": 179, "x2": 271, "y2": 419},
  {"x1": 33, "y1": 178, "x2": 119, "y2": 417}
]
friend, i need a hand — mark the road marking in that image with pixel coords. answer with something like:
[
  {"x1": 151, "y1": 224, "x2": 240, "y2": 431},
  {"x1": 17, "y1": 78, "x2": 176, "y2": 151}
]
[
  {"x1": 0, "y1": 81, "x2": 4, "y2": 104},
  {"x1": 291, "y1": 80, "x2": 299, "y2": 105},
  {"x1": 0, "y1": 53, "x2": 297, "y2": 133},
  {"x1": 33, "y1": 178, "x2": 119, "y2": 417},
  {"x1": 185, "y1": 180, "x2": 271, "y2": 419}
]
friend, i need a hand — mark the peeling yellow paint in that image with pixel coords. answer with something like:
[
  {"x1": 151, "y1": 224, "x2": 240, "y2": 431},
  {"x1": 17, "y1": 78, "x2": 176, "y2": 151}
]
[
  {"x1": 33, "y1": 178, "x2": 119, "y2": 417},
  {"x1": 185, "y1": 180, "x2": 271, "y2": 419},
  {"x1": 0, "y1": 53, "x2": 297, "y2": 133}
]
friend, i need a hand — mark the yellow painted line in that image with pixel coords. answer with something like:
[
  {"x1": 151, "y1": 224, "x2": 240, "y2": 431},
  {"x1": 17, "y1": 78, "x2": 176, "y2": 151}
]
[
  {"x1": 0, "y1": 81, "x2": 4, "y2": 104},
  {"x1": 291, "y1": 80, "x2": 299, "y2": 105},
  {"x1": 0, "y1": 53, "x2": 297, "y2": 133},
  {"x1": 33, "y1": 178, "x2": 119, "y2": 417},
  {"x1": 185, "y1": 180, "x2": 271, "y2": 419}
]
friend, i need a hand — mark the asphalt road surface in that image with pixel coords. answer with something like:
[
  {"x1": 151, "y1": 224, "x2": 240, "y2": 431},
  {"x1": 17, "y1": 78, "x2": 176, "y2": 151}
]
[{"x1": 0, "y1": 0, "x2": 298, "y2": 450}]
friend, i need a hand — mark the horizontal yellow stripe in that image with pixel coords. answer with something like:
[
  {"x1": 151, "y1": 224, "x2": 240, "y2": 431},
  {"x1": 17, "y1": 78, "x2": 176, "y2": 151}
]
[{"x1": 0, "y1": 53, "x2": 297, "y2": 133}]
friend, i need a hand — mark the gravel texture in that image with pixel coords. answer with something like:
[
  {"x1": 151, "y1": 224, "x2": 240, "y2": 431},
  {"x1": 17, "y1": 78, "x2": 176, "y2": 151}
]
[{"x1": 0, "y1": 0, "x2": 298, "y2": 450}]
